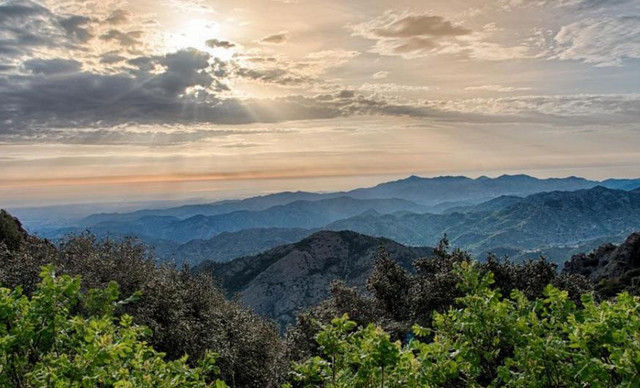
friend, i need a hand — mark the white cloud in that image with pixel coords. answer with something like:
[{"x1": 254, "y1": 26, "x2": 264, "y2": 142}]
[
  {"x1": 351, "y1": 11, "x2": 531, "y2": 61},
  {"x1": 465, "y1": 84, "x2": 533, "y2": 92},
  {"x1": 372, "y1": 71, "x2": 389, "y2": 79},
  {"x1": 553, "y1": 16, "x2": 640, "y2": 66}
]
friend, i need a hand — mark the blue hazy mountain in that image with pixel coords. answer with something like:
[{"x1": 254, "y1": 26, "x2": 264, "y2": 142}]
[
  {"x1": 163, "y1": 227, "x2": 315, "y2": 266},
  {"x1": 326, "y1": 186, "x2": 640, "y2": 261},
  {"x1": 345, "y1": 174, "x2": 640, "y2": 205},
  {"x1": 75, "y1": 191, "x2": 341, "y2": 228},
  {"x1": 31, "y1": 175, "x2": 640, "y2": 266},
  {"x1": 48, "y1": 197, "x2": 427, "y2": 243},
  {"x1": 48, "y1": 175, "x2": 640, "y2": 232}
]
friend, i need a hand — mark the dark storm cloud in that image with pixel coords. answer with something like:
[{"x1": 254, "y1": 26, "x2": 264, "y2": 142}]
[{"x1": 372, "y1": 14, "x2": 471, "y2": 38}]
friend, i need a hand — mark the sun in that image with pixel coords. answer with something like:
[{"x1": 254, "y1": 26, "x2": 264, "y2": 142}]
[{"x1": 166, "y1": 18, "x2": 234, "y2": 59}]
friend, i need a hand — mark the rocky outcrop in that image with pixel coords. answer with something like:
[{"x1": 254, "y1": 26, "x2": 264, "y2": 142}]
[
  {"x1": 563, "y1": 232, "x2": 640, "y2": 296},
  {"x1": 0, "y1": 209, "x2": 29, "y2": 251}
]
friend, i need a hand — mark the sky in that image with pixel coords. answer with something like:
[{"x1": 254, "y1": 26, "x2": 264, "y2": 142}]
[{"x1": 1, "y1": 0, "x2": 639, "y2": 207}]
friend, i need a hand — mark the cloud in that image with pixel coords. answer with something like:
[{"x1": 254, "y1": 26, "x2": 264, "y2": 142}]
[
  {"x1": 234, "y1": 66, "x2": 313, "y2": 86},
  {"x1": 351, "y1": 12, "x2": 470, "y2": 57},
  {"x1": 0, "y1": 126, "x2": 260, "y2": 146},
  {"x1": 1, "y1": 0, "x2": 639, "y2": 147},
  {"x1": 351, "y1": 12, "x2": 530, "y2": 60},
  {"x1": 206, "y1": 38, "x2": 235, "y2": 49},
  {"x1": 99, "y1": 52, "x2": 126, "y2": 64},
  {"x1": 100, "y1": 29, "x2": 143, "y2": 47},
  {"x1": 358, "y1": 83, "x2": 431, "y2": 93},
  {"x1": 424, "y1": 93, "x2": 640, "y2": 124},
  {"x1": 105, "y1": 10, "x2": 129, "y2": 25},
  {"x1": 372, "y1": 71, "x2": 389, "y2": 79},
  {"x1": 0, "y1": 1, "x2": 59, "y2": 56},
  {"x1": 59, "y1": 15, "x2": 94, "y2": 43},
  {"x1": 23, "y1": 58, "x2": 82, "y2": 75},
  {"x1": 499, "y1": 0, "x2": 634, "y2": 10},
  {"x1": 0, "y1": 48, "x2": 236, "y2": 131},
  {"x1": 553, "y1": 16, "x2": 640, "y2": 66},
  {"x1": 370, "y1": 14, "x2": 471, "y2": 38},
  {"x1": 0, "y1": 0, "x2": 155, "y2": 72},
  {"x1": 465, "y1": 84, "x2": 533, "y2": 92},
  {"x1": 259, "y1": 31, "x2": 289, "y2": 44},
  {"x1": 0, "y1": 1, "x2": 49, "y2": 21},
  {"x1": 233, "y1": 49, "x2": 359, "y2": 87}
]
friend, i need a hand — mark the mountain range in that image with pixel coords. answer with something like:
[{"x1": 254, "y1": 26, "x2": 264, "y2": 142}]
[
  {"x1": 27, "y1": 174, "x2": 640, "y2": 230},
  {"x1": 43, "y1": 197, "x2": 426, "y2": 243},
  {"x1": 22, "y1": 175, "x2": 640, "y2": 266},
  {"x1": 327, "y1": 186, "x2": 640, "y2": 259}
]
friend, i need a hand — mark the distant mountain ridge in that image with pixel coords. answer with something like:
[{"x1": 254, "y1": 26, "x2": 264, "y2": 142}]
[
  {"x1": 195, "y1": 230, "x2": 432, "y2": 327},
  {"x1": 345, "y1": 174, "x2": 605, "y2": 205},
  {"x1": 28, "y1": 174, "x2": 640, "y2": 266},
  {"x1": 43, "y1": 174, "x2": 640, "y2": 231},
  {"x1": 76, "y1": 191, "x2": 340, "y2": 227},
  {"x1": 165, "y1": 228, "x2": 315, "y2": 266},
  {"x1": 46, "y1": 197, "x2": 426, "y2": 243},
  {"x1": 327, "y1": 186, "x2": 640, "y2": 260}
]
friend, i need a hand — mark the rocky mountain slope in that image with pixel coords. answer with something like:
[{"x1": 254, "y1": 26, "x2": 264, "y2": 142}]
[
  {"x1": 195, "y1": 230, "x2": 432, "y2": 327},
  {"x1": 563, "y1": 231, "x2": 640, "y2": 296}
]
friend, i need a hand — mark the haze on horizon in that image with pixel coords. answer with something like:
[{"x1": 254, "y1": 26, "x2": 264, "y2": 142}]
[{"x1": 1, "y1": 0, "x2": 639, "y2": 207}]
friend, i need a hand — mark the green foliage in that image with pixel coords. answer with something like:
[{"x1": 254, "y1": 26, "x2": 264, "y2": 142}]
[
  {"x1": 287, "y1": 239, "x2": 592, "y2": 363},
  {"x1": 293, "y1": 262, "x2": 640, "y2": 387},
  {"x1": 0, "y1": 233, "x2": 286, "y2": 387},
  {"x1": 0, "y1": 265, "x2": 227, "y2": 387}
]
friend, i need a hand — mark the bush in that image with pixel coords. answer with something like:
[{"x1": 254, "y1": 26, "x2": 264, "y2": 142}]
[
  {"x1": 0, "y1": 266, "x2": 227, "y2": 387},
  {"x1": 0, "y1": 233, "x2": 286, "y2": 388},
  {"x1": 292, "y1": 262, "x2": 640, "y2": 387}
]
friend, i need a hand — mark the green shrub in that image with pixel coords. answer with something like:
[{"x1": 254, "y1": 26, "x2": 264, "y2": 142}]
[
  {"x1": 0, "y1": 233, "x2": 286, "y2": 387},
  {"x1": 0, "y1": 265, "x2": 228, "y2": 387},
  {"x1": 293, "y1": 262, "x2": 640, "y2": 387}
]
